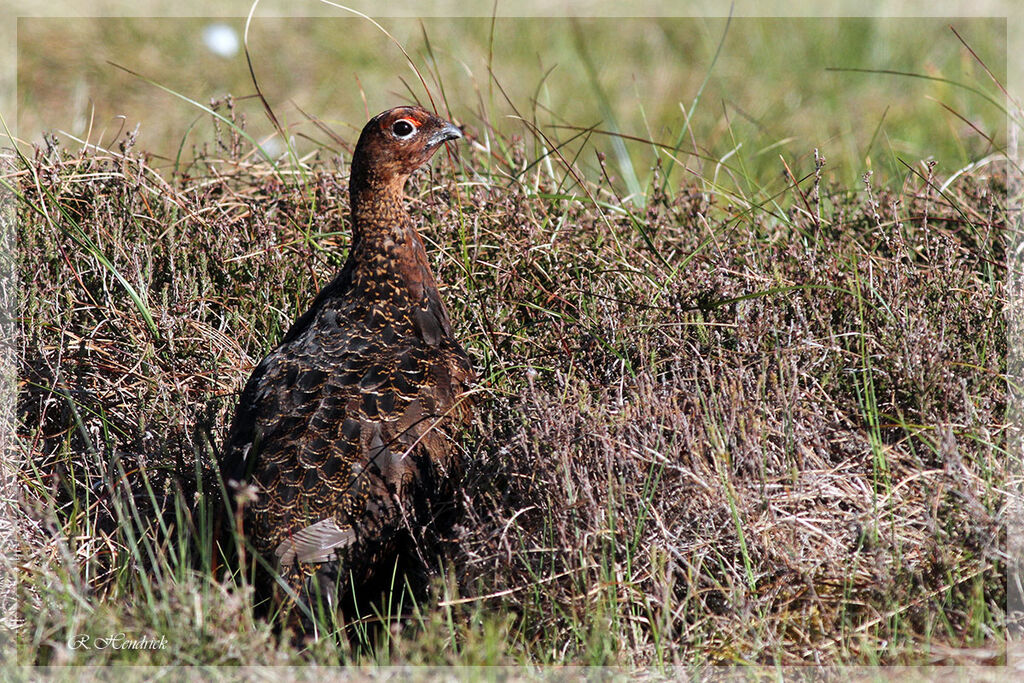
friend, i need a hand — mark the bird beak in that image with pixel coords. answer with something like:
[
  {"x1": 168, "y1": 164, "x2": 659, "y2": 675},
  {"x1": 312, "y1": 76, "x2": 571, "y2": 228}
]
[{"x1": 428, "y1": 121, "x2": 463, "y2": 147}]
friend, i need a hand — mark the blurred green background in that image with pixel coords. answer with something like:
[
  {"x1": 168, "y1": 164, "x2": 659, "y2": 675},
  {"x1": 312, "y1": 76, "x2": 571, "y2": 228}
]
[{"x1": 17, "y1": 15, "x2": 1007, "y2": 189}]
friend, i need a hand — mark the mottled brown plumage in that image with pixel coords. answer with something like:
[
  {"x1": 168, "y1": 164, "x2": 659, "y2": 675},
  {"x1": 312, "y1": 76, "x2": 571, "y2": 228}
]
[{"x1": 220, "y1": 106, "x2": 473, "y2": 628}]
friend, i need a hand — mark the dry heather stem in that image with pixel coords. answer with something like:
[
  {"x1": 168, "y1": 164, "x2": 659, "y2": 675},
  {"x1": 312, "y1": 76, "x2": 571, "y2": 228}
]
[{"x1": 11, "y1": 127, "x2": 1013, "y2": 665}]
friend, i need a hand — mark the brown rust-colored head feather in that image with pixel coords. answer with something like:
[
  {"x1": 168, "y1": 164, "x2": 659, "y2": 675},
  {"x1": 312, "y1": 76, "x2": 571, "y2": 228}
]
[{"x1": 350, "y1": 106, "x2": 462, "y2": 197}]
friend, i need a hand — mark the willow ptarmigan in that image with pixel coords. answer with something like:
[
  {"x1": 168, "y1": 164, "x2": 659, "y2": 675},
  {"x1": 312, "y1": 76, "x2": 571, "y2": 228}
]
[{"x1": 220, "y1": 106, "x2": 473, "y2": 627}]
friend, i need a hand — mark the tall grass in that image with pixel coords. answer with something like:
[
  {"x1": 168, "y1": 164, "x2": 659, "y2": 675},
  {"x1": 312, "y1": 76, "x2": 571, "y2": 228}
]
[{"x1": 8, "y1": 13, "x2": 1016, "y2": 670}]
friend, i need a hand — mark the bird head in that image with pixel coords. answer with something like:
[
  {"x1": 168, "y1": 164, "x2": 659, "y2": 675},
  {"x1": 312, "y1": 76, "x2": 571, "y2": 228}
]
[{"x1": 350, "y1": 106, "x2": 462, "y2": 191}]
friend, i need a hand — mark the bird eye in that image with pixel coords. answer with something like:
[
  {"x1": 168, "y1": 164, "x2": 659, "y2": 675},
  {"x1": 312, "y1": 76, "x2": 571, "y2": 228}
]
[{"x1": 391, "y1": 119, "x2": 416, "y2": 139}]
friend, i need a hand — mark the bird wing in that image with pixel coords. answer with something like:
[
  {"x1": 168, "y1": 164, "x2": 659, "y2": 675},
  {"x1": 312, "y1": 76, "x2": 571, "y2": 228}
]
[
  {"x1": 275, "y1": 517, "x2": 357, "y2": 565},
  {"x1": 221, "y1": 309, "x2": 470, "y2": 561}
]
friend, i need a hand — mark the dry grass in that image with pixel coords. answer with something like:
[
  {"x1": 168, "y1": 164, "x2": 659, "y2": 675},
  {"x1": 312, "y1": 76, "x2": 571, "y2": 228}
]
[
  {"x1": 17, "y1": 17, "x2": 1007, "y2": 188},
  {"x1": 8, "y1": 86, "x2": 1015, "y2": 668}
]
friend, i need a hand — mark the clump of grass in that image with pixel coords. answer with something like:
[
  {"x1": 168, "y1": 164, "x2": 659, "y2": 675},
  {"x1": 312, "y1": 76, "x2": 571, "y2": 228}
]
[
  {"x1": 449, "y1": 156, "x2": 1010, "y2": 665},
  {"x1": 9, "y1": 38, "x2": 1015, "y2": 667}
]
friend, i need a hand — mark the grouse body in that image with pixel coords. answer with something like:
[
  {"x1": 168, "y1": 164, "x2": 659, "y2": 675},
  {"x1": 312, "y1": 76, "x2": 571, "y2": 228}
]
[{"x1": 220, "y1": 106, "x2": 473, "y2": 626}]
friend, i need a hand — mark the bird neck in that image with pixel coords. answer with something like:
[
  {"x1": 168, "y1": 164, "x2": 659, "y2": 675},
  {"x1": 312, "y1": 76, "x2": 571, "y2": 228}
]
[
  {"x1": 346, "y1": 178, "x2": 443, "y2": 304},
  {"x1": 350, "y1": 167, "x2": 405, "y2": 222},
  {"x1": 348, "y1": 175, "x2": 416, "y2": 248}
]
